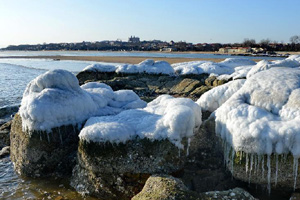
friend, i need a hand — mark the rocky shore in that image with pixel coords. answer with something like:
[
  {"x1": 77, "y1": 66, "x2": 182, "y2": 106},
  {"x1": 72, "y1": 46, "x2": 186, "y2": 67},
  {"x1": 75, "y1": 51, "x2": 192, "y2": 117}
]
[{"x1": 3, "y1": 56, "x2": 300, "y2": 199}]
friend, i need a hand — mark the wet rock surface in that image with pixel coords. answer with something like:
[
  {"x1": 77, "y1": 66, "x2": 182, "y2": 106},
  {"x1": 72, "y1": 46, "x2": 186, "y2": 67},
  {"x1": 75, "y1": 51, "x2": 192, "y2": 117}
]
[
  {"x1": 0, "y1": 146, "x2": 10, "y2": 159},
  {"x1": 10, "y1": 114, "x2": 79, "y2": 178},
  {"x1": 0, "y1": 120, "x2": 11, "y2": 149},
  {"x1": 71, "y1": 138, "x2": 189, "y2": 200}
]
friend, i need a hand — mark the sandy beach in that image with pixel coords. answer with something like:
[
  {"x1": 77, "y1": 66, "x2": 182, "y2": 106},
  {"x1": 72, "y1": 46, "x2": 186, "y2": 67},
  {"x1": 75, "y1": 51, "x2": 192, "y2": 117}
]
[{"x1": 0, "y1": 55, "x2": 264, "y2": 64}]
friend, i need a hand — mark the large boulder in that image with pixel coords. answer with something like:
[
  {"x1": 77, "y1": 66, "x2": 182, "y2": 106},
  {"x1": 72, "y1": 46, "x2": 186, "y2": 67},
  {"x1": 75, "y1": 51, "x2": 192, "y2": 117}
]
[
  {"x1": 71, "y1": 95, "x2": 201, "y2": 199},
  {"x1": 10, "y1": 113, "x2": 79, "y2": 177},
  {"x1": 215, "y1": 67, "x2": 300, "y2": 191},
  {"x1": 71, "y1": 138, "x2": 188, "y2": 200}
]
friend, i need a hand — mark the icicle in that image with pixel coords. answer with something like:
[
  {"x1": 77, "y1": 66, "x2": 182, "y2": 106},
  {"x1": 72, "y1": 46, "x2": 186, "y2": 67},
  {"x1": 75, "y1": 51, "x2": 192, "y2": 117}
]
[
  {"x1": 178, "y1": 148, "x2": 181, "y2": 157},
  {"x1": 293, "y1": 157, "x2": 299, "y2": 190},
  {"x1": 249, "y1": 154, "x2": 254, "y2": 184},
  {"x1": 275, "y1": 154, "x2": 278, "y2": 186},
  {"x1": 186, "y1": 138, "x2": 191, "y2": 156},
  {"x1": 245, "y1": 153, "x2": 249, "y2": 174},
  {"x1": 267, "y1": 155, "x2": 271, "y2": 194},
  {"x1": 223, "y1": 141, "x2": 227, "y2": 166},
  {"x1": 239, "y1": 151, "x2": 243, "y2": 164},
  {"x1": 257, "y1": 154, "x2": 261, "y2": 175},
  {"x1": 231, "y1": 148, "x2": 235, "y2": 174}
]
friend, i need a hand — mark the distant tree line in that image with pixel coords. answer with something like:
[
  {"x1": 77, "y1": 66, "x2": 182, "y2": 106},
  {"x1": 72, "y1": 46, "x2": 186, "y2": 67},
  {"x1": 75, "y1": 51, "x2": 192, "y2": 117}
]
[{"x1": 1, "y1": 36, "x2": 300, "y2": 52}]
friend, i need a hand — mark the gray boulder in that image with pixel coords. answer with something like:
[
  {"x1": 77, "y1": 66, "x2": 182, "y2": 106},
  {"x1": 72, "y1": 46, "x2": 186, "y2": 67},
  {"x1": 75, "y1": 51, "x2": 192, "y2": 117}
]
[
  {"x1": 71, "y1": 137, "x2": 189, "y2": 200},
  {"x1": 10, "y1": 114, "x2": 79, "y2": 177}
]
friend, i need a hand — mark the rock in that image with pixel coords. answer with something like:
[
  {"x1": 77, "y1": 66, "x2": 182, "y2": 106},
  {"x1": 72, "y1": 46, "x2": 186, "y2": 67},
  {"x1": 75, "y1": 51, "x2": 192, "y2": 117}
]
[
  {"x1": 190, "y1": 86, "x2": 213, "y2": 99},
  {"x1": 71, "y1": 138, "x2": 189, "y2": 200},
  {"x1": 170, "y1": 79, "x2": 202, "y2": 96},
  {"x1": 76, "y1": 71, "x2": 211, "y2": 100},
  {"x1": 204, "y1": 76, "x2": 217, "y2": 87},
  {"x1": 290, "y1": 192, "x2": 300, "y2": 200},
  {"x1": 0, "y1": 120, "x2": 11, "y2": 149},
  {"x1": 132, "y1": 175, "x2": 257, "y2": 200},
  {"x1": 132, "y1": 174, "x2": 200, "y2": 200},
  {"x1": 203, "y1": 187, "x2": 258, "y2": 200},
  {"x1": 10, "y1": 114, "x2": 79, "y2": 177},
  {"x1": 0, "y1": 146, "x2": 10, "y2": 158},
  {"x1": 0, "y1": 105, "x2": 19, "y2": 126},
  {"x1": 180, "y1": 117, "x2": 240, "y2": 193}
]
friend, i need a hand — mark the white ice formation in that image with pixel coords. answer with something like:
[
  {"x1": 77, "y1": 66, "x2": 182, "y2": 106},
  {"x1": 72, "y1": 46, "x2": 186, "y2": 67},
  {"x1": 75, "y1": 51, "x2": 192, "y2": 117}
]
[
  {"x1": 196, "y1": 79, "x2": 246, "y2": 112},
  {"x1": 79, "y1": 95, "x2": 202, "y2": 149},
  {"x1": 172, "y1": 58, "x2": 256, "y2": 76},
  {"x1": 83, "y1": 59, "x2": 175, "y2": 75},
  {"x1": 19, "y1": 69, "x2": 146, "y2": 132}
]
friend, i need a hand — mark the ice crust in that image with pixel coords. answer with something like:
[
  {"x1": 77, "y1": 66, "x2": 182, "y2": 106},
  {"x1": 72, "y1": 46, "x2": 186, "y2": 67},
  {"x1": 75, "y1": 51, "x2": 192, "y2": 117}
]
[
  {"x1": 79, "y1": 95, "x2": 202, "y2": 148},
  {"x1": 215, "y1": 67, "x2": 300, "y2": 157},
  {"x1": 196, "y1": 79, "x2": 246, "y2": 112},
  {"x1": 83, "y1": 59, "x2": 175, "y2": 75},
  {"x1": 19, "y1": 69, "x2": 146, "y2": 132},
  {"x1": 172, "y1": 58, "x2": 256, "y2": 76}
]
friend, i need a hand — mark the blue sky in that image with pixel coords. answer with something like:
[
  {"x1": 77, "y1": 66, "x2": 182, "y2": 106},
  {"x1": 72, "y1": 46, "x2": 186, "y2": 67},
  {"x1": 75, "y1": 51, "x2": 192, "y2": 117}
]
[{"x1": 0, "y1": 0, "x2": 299, "y2": 47}]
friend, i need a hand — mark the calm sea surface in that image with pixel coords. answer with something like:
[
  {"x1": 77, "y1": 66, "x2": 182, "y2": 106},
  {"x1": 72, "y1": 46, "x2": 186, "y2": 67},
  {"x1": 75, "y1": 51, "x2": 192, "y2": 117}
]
[{"x1": 0, "y1": 51, "x2": 283, "y2": 199}]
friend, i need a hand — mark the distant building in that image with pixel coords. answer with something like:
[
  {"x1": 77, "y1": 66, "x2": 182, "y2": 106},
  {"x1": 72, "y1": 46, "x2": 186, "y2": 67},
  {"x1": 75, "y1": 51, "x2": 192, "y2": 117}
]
[
  {"x1": 160, "y1": 47, "x2": 177, "y2": 52},
  {"x1": 219, "y1": 47, "x2": 251, "y2": 54},
  {"x1": 128, "y1": 36, "x2": 140, "y2": 43}
]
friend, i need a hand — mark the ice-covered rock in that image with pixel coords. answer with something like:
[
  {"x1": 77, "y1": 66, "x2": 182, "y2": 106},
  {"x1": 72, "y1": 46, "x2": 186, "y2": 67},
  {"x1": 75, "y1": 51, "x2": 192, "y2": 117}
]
[
  {"x1": 247, "y1": 58, "x2": 300, "y2": 78},
  {"x1": 215, "y1": 67, "x2": 300, "y2": 191},
  {"x1": 19, "y1": 69, "x2": 146, "y2": 132},
  {"x1": 197, "y1": 79, "x2": 246, "y2": 112},
  {"x1": 79, "y1": 95, "x2": 201, "y2": 148},
  {"x1": 11, "y1": 69, "x2": 146, "y2": 177},
  {"x1": 71, "y1": 95, "x2": 201, "y2": 199},
  {"x1": 172, "y1": 58, "x2": 256, "y2": 76},
  {"x1": 83, "y1": 59, "x2": 175, "y2": 75}
]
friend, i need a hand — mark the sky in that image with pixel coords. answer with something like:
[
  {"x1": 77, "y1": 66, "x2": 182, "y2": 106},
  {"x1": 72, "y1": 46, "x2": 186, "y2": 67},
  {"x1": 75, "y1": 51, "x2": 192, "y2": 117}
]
[{"x1": 0, "y1": 0, "x2": 300, "y2": 48}]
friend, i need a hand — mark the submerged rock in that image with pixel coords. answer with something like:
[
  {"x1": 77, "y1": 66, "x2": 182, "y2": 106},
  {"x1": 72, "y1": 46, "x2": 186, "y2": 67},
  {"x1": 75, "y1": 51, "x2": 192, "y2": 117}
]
[
  {"x1": 0, "y1": 120, "x2": 11, "y2": 149},
  {"x1": 0, "y1": 146, "x2": 10, "y2": 159},
  {"x1": 71, "y1": 138, "x2": 189, "y2": 200},
  {"x1": 10, "y1": 114, "x2": 79, "y2": 177}
]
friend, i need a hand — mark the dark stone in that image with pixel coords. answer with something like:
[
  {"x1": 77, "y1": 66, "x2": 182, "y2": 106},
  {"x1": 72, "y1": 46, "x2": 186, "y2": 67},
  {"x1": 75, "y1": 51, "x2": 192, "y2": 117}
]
[
  {"x1": 71, "y1": 138, "x2": 189, "y2": 200},
  {"x1": 10, "y1": 114, "x2": 80, "y2": 177},
  {"x1": 0, "y1": 120, "x2": 12, "y2": 149}
]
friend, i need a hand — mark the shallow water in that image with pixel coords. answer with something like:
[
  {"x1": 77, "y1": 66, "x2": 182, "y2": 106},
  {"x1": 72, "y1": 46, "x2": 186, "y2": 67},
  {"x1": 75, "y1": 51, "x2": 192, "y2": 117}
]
[{"x1": 0, "y1": 157, "x2": 98, "y2": 200}]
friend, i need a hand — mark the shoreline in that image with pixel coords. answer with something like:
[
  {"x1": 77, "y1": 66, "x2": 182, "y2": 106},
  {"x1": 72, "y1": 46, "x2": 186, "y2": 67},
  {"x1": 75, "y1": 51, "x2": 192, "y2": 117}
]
[{"x1": 0, "y1": 55, "x2": 263, "y2": 64}]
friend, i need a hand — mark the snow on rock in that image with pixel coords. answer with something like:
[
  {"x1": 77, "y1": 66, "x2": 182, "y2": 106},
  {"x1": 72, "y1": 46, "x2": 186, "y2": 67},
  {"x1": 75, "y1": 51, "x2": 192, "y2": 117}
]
[
  {"x1": 247, "y1": 57, "x2": 300, "y2": 78},
  {"x1": 19, "y1": 69, "x2": 146, "y2": 132},
  {"x1": 219, "y1": 58, "x2": 256, "y2": 67},
  {"x1": 196, "y1": 79, "x2": 246, "y2": 112},
  {"x1": 82, "y1": 63, "x2": 118, "y2": 72},
  {"x1": 79, "y1": 95, "x2": 202, "y2": 149},
  {"x1": 215, "y1": 67, "x2": 300, "y2": 157},
  {"x1": 172, "y1": 58, "x2": 256, "y2": 76},
  {"x1": 83, "y1": 59, "x2": 175, "y2": 75}
]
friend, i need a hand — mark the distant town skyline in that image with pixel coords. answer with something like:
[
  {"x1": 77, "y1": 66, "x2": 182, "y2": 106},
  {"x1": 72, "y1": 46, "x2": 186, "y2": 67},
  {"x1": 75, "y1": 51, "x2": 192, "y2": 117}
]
[{"x1": 1, "y1": 0, "x2": 300, "y2": 48}]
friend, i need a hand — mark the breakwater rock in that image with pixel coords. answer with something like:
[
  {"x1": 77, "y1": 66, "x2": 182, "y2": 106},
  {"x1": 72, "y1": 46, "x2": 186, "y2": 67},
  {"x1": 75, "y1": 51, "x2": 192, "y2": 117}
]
[
  {"x1": 10, "y1": 113, "x2": 79, "y2": 177},
  {"x1": 71, "y1": 138, "x2": 188, "y2": 200},
  {"x1": 76, "y1": 71, "x2": 226, "y2": 101}
]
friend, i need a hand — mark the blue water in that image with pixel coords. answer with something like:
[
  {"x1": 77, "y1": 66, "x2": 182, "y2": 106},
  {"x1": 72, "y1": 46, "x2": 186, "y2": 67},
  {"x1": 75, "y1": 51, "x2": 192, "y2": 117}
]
[{"x1": 0, "y1": 50, "x2": 284, "y2": 61}]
